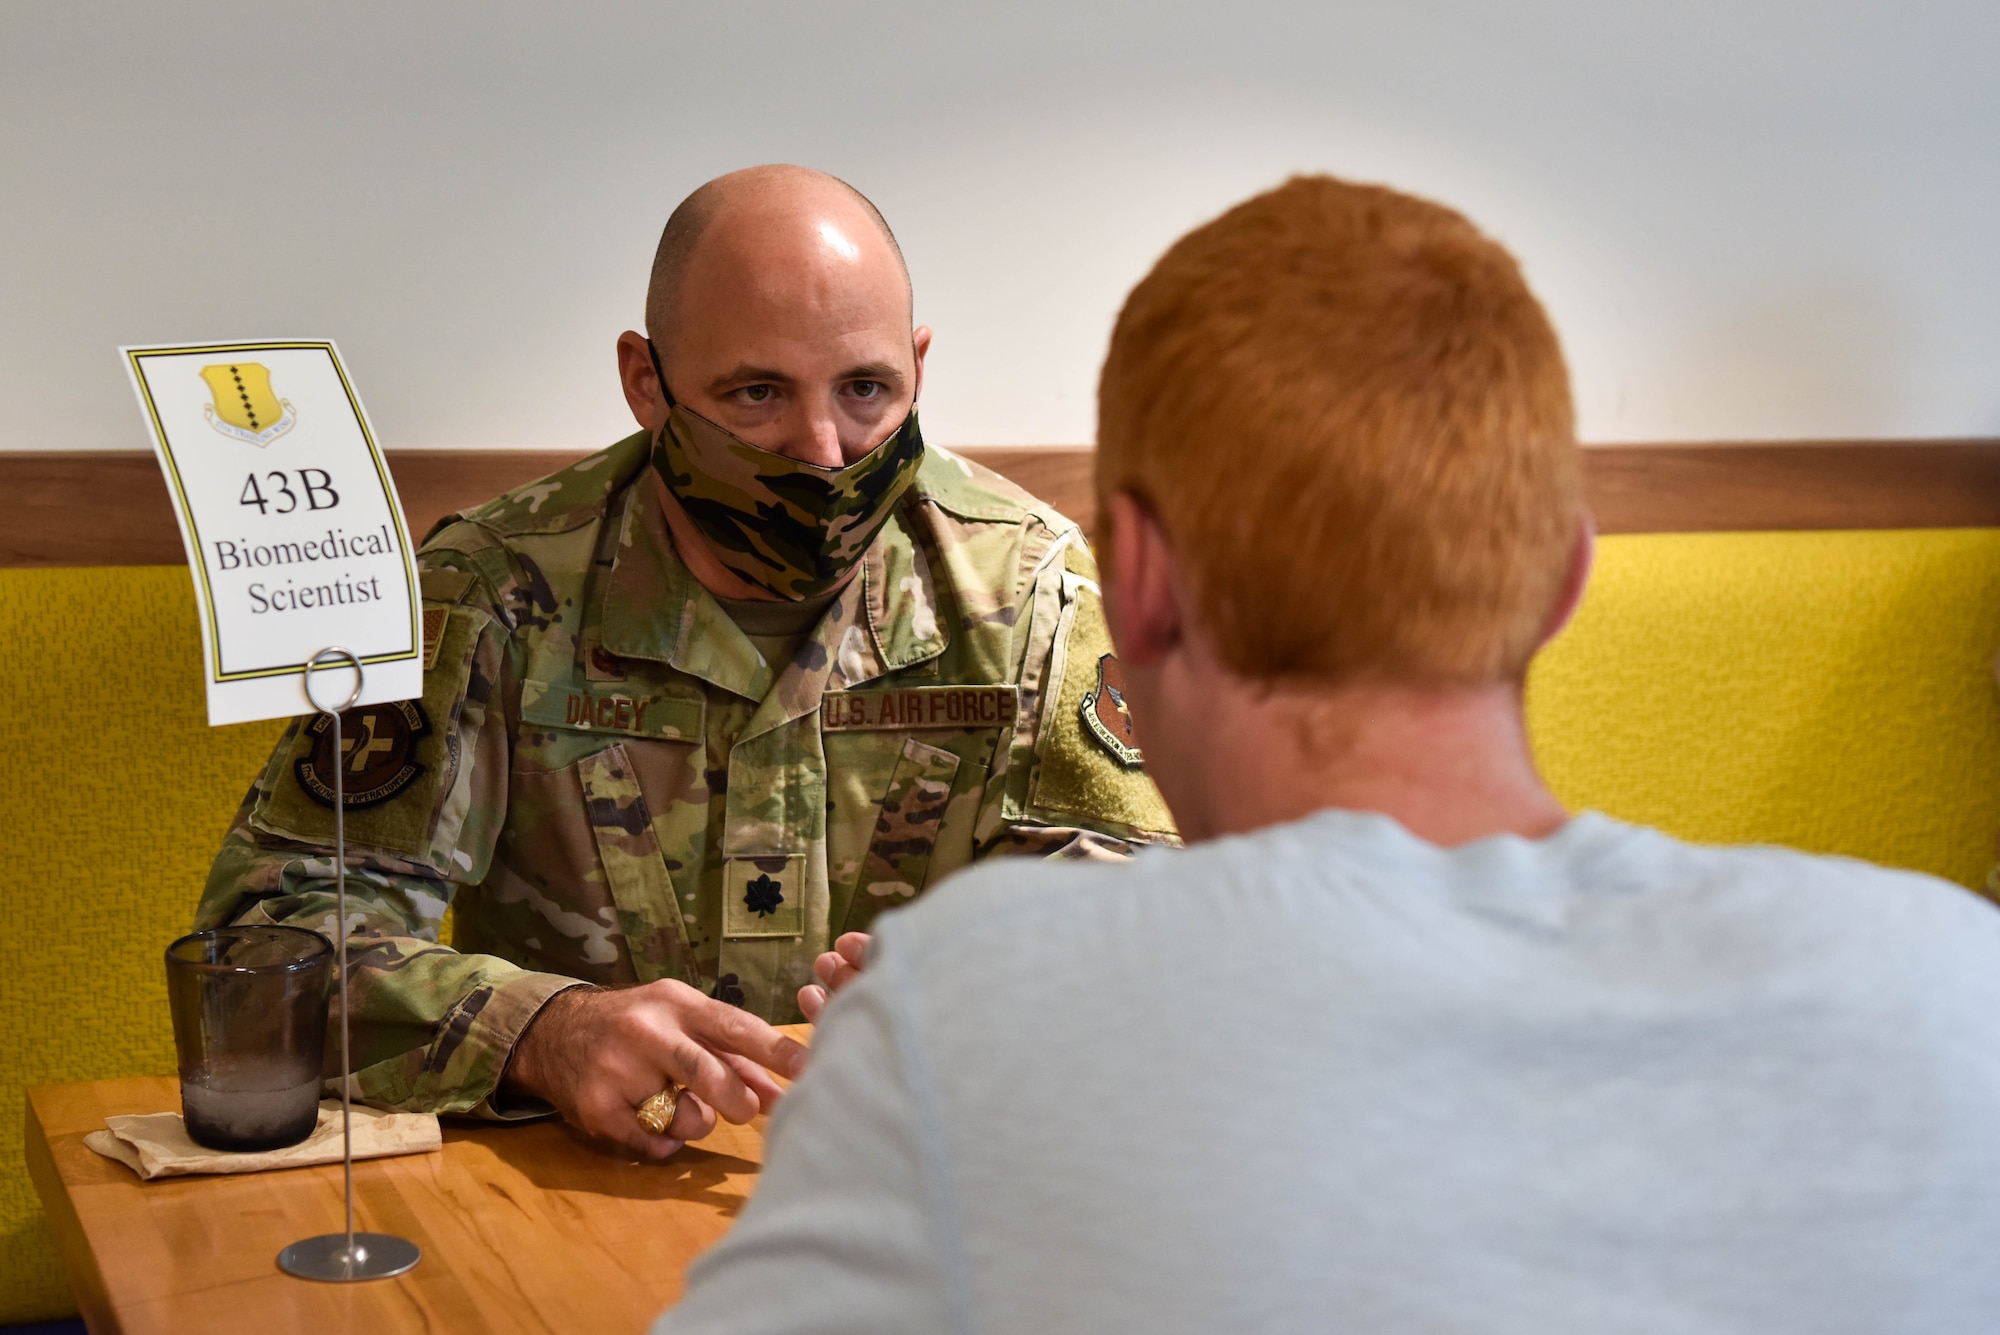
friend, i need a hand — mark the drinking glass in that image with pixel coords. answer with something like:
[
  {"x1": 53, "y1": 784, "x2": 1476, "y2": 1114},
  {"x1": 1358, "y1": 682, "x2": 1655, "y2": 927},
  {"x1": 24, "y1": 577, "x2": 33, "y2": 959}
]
[{"x1": 165, "y1": 925, "x2": 334, "y2": 1152}]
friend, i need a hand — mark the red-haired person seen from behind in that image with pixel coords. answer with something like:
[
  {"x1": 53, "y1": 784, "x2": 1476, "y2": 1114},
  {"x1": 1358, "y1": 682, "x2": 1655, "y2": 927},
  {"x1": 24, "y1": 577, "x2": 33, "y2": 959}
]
[{"x1": 659, "y1": 176, "x2": 2000, "y2": 1335}]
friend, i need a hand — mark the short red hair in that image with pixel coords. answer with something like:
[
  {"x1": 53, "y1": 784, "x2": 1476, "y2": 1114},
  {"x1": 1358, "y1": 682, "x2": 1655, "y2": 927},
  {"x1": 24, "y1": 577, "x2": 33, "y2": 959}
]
[{"x1": 1097, "y1": 175, "x2": 1580, "y2": 686}]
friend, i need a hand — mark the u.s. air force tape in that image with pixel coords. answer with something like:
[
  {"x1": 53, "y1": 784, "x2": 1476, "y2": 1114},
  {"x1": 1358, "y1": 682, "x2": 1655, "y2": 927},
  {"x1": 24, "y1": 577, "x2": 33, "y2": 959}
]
[{"x1": 821, "y1": 685, "x2": 1020, "y2": 732}]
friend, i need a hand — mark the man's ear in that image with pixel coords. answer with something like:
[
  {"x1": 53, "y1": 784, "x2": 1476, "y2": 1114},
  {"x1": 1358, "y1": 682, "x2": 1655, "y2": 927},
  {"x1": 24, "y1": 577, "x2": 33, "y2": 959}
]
[
  {"x1": 616, "y1": 330, "x2": 668, "y2": 433},
  {"x1": 910, "y1": 326, "x2": 933, "y2": 403},
  {"x1": 1537, "y1": 510, "x2": 1597, "y2": 648},
  {"x1": 1103, "y1": 491, "x2": 1184, "y2": 668}
]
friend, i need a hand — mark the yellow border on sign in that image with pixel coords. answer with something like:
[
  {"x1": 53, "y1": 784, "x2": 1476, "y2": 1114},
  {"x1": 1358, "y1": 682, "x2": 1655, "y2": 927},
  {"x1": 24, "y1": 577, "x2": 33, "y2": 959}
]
[{"x1": 126, "y1": 340, "x2": 424, "y2": 682}]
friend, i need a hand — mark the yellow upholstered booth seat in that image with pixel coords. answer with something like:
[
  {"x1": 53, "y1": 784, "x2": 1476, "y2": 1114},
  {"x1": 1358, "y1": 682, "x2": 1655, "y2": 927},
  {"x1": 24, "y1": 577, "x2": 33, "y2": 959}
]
[
  {"x1": 4, "y1": 531, "x2": 2000, "y2": 1319},
  {"x1": 1, "y1": 568, "x2": 285, "y2": 1320},
  {"x1": 1529, "y1": 530, "x2": 2000, "y2": 889}
]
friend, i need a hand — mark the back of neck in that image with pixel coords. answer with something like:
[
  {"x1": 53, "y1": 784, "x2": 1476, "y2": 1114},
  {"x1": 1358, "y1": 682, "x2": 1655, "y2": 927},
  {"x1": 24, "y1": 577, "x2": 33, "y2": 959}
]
[{"x1": 1171, "y1": 679, "x2": 1567, "y2": 848}]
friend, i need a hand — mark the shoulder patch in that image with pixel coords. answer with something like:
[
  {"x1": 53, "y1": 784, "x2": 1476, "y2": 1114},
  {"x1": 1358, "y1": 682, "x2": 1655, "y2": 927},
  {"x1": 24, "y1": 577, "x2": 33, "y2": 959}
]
[
  {"x1": 1027, "y1": 582, "x2": 1175, "y2": 838},
  {"x1": 252, "y1": 603, "x2": 487, "y2": 859},
  {"x1": 1078, "y1": 654, "x2": 1142, "y2": 767},
  {"x1": 294, "y1": 700, "x2": 433, "y2": 809},
  {"x1": 422, "y1": 606, "x2": 448, "y2": 668}
]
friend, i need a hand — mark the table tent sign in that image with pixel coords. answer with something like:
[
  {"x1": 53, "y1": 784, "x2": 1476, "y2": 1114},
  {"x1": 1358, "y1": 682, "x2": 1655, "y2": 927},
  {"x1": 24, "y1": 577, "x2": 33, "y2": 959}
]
[
  {"x1": 122, "y1": 340, "x2": 421, "y2": 727},
  {"x1": 122, "y1": 338, "x2": 424, "y2": 1281}
]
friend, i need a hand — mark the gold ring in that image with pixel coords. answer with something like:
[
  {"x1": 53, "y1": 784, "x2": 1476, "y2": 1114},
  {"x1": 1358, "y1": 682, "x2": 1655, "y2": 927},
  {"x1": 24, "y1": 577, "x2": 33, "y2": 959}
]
[{"x1": 636, "y1": 1085, "x2": 682, "y2": 1136}]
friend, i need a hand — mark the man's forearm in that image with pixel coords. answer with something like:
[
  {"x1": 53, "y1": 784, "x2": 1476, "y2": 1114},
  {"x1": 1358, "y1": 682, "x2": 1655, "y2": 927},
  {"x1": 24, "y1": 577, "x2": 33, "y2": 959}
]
[{"x1": 199, "y1": 788, "x2": 589, "y2": 1115}]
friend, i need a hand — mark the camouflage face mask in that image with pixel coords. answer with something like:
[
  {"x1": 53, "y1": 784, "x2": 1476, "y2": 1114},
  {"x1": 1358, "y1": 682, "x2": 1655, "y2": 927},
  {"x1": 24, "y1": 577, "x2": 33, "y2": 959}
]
[{"x1": 647, "y1": 343, "x2": 927, "y2": 600}]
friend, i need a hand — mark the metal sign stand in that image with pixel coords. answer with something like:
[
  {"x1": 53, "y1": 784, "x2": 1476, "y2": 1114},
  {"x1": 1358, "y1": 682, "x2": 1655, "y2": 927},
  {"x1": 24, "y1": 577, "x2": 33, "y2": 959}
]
[{"x1": 277, "y1": 647, "x2": 422, "y2": 1282}]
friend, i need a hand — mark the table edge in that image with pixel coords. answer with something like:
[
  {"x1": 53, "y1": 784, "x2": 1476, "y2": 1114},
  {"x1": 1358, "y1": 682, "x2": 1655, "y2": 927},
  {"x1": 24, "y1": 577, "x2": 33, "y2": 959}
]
[{"x1": 24, "y1": 1090, "x2": 121, "y2": 1335}]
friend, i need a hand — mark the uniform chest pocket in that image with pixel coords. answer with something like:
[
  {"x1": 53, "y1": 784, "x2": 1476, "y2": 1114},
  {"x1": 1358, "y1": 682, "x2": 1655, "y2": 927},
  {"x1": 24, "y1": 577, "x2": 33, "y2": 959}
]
[
  {"x1": 840, "y1": 737, "x2": 963, "y2": 935},
  {"x1": 577, "y1": 743, "x2": 704, "y2": 987},
  {"x1": 516, "y1": 678, "x2": 710, "y2": 987}
]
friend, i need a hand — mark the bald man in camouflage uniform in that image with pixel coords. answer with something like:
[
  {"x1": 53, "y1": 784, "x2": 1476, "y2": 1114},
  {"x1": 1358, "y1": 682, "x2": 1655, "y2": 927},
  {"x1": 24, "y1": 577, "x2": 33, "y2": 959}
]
[{"x1": 197, "y1": 165, "x2": 1172, "y2": 1156}]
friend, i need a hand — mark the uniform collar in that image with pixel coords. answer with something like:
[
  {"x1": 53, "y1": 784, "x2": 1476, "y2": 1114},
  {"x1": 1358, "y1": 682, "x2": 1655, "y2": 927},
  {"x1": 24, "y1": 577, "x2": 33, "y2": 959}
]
[{"x1": 597, "y1": 469, "x2": 950, "y2": 705}]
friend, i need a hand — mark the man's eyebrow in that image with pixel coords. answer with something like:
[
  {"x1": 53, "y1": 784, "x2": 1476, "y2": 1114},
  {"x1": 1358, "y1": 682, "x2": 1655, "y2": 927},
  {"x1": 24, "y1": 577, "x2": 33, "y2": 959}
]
[
  {"x1": 706, "y1": 365, "x2": 797, "y2": 393},
  {"x1": 704, "y1": 361, "x2": 908, "y2": 394}
]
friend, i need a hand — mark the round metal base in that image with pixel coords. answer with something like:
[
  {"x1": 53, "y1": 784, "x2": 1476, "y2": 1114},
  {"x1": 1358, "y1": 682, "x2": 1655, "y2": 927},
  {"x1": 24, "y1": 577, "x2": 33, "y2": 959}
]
[{"x1": 278, "y1": 1232, "x2": 421, "y2": 1282}]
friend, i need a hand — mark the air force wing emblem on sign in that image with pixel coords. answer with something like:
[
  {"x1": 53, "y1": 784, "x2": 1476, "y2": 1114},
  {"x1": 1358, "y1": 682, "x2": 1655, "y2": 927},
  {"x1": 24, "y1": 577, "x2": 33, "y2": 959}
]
[
  {"x1": 295, "y1": 700, "x2": 431, "y2": 809},
  {"x1": 1079, "y1": 653, "x2": 1143, "y2": 768},
  {"x1": 200, "y1": 362, "x2": 296, "y2": 446}
]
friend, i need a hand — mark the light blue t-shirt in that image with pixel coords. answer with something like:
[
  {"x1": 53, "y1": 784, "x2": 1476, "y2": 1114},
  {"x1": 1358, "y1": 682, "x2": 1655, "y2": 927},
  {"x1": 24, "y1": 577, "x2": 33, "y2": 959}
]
[{"x1": 658, "y1": 811, "x2": 2000, "y2": 1334}]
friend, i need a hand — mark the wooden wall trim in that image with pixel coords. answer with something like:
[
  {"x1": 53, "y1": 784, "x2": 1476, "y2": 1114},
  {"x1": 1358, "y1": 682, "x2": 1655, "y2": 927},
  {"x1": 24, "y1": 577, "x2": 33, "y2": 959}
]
[
  {"x1": 6, "y1": 440, "x2": 1999, "y2": 569},
  {"x1": 1580, "y1": 440, "x2": 2000, "y2": 535}
]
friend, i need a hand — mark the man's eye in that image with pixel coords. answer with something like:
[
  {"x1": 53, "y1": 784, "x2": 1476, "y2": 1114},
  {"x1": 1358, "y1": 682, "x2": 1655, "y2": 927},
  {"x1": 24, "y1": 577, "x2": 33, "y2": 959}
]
[
  {"x1": 739, "y1": 385, "x2": 774, "y2": 403},
  {"x1": 851, "y1": 381, "x2": 882, "y2": 400}
]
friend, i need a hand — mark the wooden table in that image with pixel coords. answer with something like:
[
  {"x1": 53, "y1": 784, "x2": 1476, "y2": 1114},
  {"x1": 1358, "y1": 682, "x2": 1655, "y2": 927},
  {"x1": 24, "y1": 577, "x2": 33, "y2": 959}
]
[{"x1": 25, "y1": 1037, "x2": 803, "y2": 1334}]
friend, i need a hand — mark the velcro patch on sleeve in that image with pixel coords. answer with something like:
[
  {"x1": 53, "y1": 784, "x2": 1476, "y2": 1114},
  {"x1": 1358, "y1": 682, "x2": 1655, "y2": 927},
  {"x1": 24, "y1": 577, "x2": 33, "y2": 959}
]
[
  {"x1": 422, "y1": 606, "x2": 448, "y2": 669},
  {"x1": 1027, "y1": 584, "x2": 1176, "y2": 838},
  {"x1": 821, "y1": 685, "x2": 1020, "y2": 732},
  {"x1": 253, "y1": 603, "x2": 485, "y2": 860}
]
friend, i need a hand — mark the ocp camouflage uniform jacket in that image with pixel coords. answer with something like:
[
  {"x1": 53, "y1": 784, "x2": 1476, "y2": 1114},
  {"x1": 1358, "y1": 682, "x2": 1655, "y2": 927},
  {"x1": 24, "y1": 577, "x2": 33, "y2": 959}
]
[{"x1": 198, "y1": 432, "x2": 1175, "y2": 1116}]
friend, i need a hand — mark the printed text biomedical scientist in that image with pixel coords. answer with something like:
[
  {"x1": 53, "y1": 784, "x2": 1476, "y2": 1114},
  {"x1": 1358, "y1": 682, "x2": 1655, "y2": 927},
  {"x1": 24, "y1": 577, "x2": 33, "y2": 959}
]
[
  {"x1": 212, "y1": 524, "x2": 400, "y2": 571},
  {"x1": 208, "y1": 524, "x2": 401, "y2": 615},
  {"x1": 246, "y1": 574, "x2": 386, "y2": 613}
]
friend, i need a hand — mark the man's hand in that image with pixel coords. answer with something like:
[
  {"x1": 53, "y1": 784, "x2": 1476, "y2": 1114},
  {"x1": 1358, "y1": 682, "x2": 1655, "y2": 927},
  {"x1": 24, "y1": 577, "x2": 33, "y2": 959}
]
[
  {"x1": 797, "y1": 932, "x2": 871, "y2": 1022},
  {"x1": 504, "y1": 980, "x2": 808, "y2": 1159}
]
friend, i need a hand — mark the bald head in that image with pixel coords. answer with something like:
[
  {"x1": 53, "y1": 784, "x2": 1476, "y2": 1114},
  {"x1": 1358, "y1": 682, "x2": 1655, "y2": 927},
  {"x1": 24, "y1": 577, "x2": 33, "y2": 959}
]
[
  {"x1": 615, "y1": 162, "x2": 932, "y2": 478},
  {"x1": 645, "y1": 165, "x2": 909, "y2": 342}
]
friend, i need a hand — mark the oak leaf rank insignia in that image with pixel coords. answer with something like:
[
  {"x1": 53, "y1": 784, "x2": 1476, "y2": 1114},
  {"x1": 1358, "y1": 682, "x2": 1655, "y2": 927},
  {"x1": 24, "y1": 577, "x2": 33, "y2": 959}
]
[
  {"x1": 1079, "y1": 653, "x2": 1143, "y2": 768},
  {"x1": 743, "y1": 873, "x2": 785, "y2": 917}
]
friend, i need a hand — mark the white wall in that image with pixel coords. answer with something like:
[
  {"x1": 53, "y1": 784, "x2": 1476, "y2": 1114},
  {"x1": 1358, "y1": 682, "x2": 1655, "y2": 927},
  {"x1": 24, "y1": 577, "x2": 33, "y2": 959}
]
[{"x1": 4, "y1": 0, "x2": 1995, "y2": 451}]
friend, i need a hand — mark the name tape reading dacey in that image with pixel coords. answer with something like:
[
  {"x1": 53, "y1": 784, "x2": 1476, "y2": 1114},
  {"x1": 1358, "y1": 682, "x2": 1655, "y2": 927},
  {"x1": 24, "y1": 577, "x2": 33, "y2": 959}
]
[{"x1": 123, "y1": 339, "x2": 423, "y2": 727}]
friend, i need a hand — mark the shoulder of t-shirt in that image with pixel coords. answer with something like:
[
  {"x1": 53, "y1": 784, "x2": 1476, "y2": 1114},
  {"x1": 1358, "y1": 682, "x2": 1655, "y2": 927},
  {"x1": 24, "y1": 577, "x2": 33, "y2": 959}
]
[
  {"x1": 1580, "y1": 815, "x2": 2000, "y2": 983},
  {"x1": 1591, "y1": 815, "x2": 1978, "y2": 910},
  {"x1": 883, "y1": 811, "x2": 2000, "y2": 987},
  {"x1": 894, "y1": 849, "x2": 1128, "y2": 933},
  {"x1": 881, "y1": 808, "x2": 1402, "y2": 953}
]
